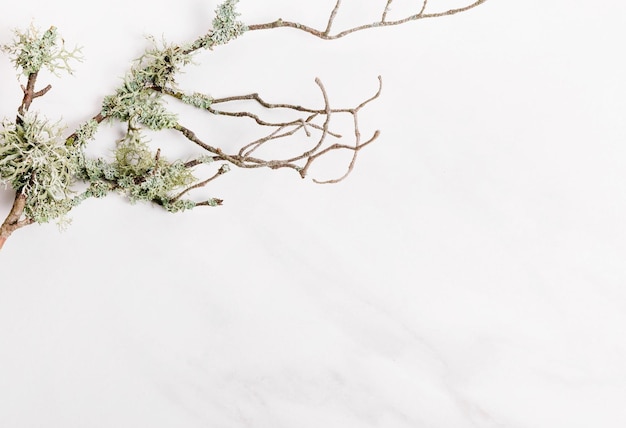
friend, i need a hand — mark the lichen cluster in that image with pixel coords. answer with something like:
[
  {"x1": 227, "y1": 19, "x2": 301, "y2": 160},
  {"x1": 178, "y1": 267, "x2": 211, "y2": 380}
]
[
  {"x1": 101, "y1": 0, "x2": 247, "y2": 129},
  {"x1": 0, "y1": 0, "x2": 247, "y2": 227},
  {"x1": 100, "y1": 37, "x2": 189, "y2": 130},
  {"x1": 208, "y1": 0, "x2": 248, "y2": 46},
  {"x1": 189, "y1": 0, "x2": 248, "y2": 51},
  {"x1": 68, "y1": 119, "x2": 100, "y2": 147},
  {"x1": 78, "y1": 130, "x2": 206, "y2": 212},
  {"x1": 0, "y1": 113, "x2": 82, "y2": 223},
  {"x1": 1, "y1": 24, "x2": 82, "y2": 76}
]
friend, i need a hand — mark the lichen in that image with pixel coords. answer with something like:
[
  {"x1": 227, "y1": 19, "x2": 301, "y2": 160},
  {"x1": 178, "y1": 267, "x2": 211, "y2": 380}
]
[
  {"x1": 0, "y1": 113, "x2": 83, "y2": 223},
  {"x1": 211, "y1": 0, "x2": 248, "y2": 45},
  {"x1": 1, "y1": 24, "x2": 82, "y2": 76},
  {"x1": 204, "y1": 198, "x2": 222, "y2": 207},
  {"x1": 190, "y1": 0, "x2": 247, "y2": 50},
  {"x1": 162, "y1": 199, "x2": 197, "y2": 212},
  {"x1": 0, "y1": 3, "x2": 248, "y2": 227},
  {"x1": 180, "y1": 92, "x2": 213, "y2": 110},
  {"x1": 77, "y1": 129, "x2": 198, "y2": 210},
  {"x1": 101, "y1": 79, "x2": 178, "y2": 130},
  {"x1": 100, "y1": 36, "x2": 193, "y2": 130},
  {"x1": 69, "y1": 118, "x2": 100, "y2": 147}
]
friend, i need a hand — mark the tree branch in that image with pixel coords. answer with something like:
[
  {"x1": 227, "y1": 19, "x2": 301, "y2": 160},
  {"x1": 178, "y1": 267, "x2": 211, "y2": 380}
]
[
  {"x1": 172, "y1": 164, "x2": 229, "y2": 203},
  {"x1": 0, "y1": 192, "x2": 34, "y2": 250},
  {"x1": 169, "y1": 76, "x2": 381, "y2": 184},
  {"x1": 3, "y1": 69, "x2": 51, "y2": 246},
  {"x1": 247, "y1": 0, "x2": 488, "y2": 40},
  {"x1": 0, "y1": 1, "x2": 490, "y2": 250}
]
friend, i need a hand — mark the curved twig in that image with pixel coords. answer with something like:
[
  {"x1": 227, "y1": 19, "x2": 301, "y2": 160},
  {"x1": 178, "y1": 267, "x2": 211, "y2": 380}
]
[
  {"x1": 247, "y1": 0, "x2": 488, "y2": 40},
  {"x1": 173, "y1": 77, "x2": 382, "y2": 184}
]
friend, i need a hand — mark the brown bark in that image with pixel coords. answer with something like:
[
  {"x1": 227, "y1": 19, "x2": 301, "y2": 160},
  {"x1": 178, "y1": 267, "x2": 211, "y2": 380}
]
[
  {"x1": 1, "y1": 69, "x2": 41, "y2": 250},
  {"x1": 247, "y1": 0, "x2": 489, "y2": 40},
  {"x1": 0, "y1": 193, "x2": 33, "y2": 251}
]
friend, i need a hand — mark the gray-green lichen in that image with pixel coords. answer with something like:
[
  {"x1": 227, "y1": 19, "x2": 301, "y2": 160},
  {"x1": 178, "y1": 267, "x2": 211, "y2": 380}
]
[
  {"x1": 0, "y1": 0, "x2": 247, "y2": 226},
  {"x1": 1, "y1": 24, "x2": 82, "y2": 76},
  {"x1": 78, "y1": 130, "x2": 198, "y2": 212},
  {"x1": 100, "y1": 36, "x2": 193, "y2": 129},
  {"x1": 210, "y1": 0, "x2": 248, "y2": 45},
  {"x1": 70, "y1": 118, "x2": 100, "y2": 147},
  {"x1": 190, "y1": 0, "x2": 247, "y2": 50},
  {"x1": 180, "y1": 92, "x2": 213, "y2": 110},
  {"x1": 101, "y1": 0, "x2": 246, "y2": 127},
  {"x1": 0, "y1": 113, "x2": 82, "y2": 223},
  {"x1": 101, "y1": 78, "x2": 178, "y2": 131}
]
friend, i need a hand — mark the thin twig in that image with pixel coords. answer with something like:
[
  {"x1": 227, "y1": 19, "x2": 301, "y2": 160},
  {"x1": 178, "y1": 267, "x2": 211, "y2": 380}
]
[
  {"x1": 419, "y1": 0, "x2": 429, "y2": 16},
  {"x1": 173, "y1": 77, "x2": 382, "y2": 183},
  {"x1": 247, "y1": 0, "x2": 488, "y2": 40},
  {"x1": 172, "y1": 164, "x2": 229, "y2": 202},
  {"x1": 382, "y1": 0, "x2": 394, "y2": 22},
  {"x1": 324, "y1": 0, "x2": 342, "y2": 36}
]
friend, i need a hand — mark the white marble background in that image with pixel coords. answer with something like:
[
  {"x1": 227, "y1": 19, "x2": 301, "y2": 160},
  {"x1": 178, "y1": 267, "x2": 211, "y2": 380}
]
[{"x1": 1, "y1": 0, "x2": 626, "y2": 427}]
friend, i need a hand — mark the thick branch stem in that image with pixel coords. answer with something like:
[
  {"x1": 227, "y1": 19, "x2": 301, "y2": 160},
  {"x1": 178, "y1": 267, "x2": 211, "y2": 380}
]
[{"x1": 0, "y1": 192, "x2": 34, "y2": 250}]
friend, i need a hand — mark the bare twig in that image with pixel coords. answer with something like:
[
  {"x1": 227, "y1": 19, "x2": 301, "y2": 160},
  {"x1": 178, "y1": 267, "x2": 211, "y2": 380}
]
[
  {"x1": 169, "y1": 77, "x2": 381, "y2": 184},
  {"x1": 17, "y1": 72, "x2": 38, "y2": 119},
  {"x1": 419, "y1": 0, "x2": 429, "y2": 17},
  {"x1": 324, "y1": 0, "x2": 342, "y2": 36},
  {"x1": 247, "y1": 0, "x2": 487, "y2": 40},
  {"x1": 172, "y1": 164, "x2": 229, "y2": 202},
  {"x1": 382, "y1": 0, "x2": 394, "y2": 22}
]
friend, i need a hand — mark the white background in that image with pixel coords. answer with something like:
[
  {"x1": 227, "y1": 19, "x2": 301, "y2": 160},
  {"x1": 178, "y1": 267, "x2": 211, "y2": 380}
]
[{"x1": 2, "y1": 0, "x2": 626, "y2": 427}]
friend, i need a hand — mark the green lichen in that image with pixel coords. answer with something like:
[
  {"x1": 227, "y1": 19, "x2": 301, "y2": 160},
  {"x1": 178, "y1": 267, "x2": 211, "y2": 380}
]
[
  {"x1": 136, "y1": 36, "x2": 194, "y2": 88},
  {"x1": 0, "y1": 113, "x2": 83, "y2": 223},
  {"x1": 162, "y1": 199, "x2": 197, "y2": 212},
  {"x1": 180, "y1": 92, "x2": 213, "y2": 110},
  {"x1": 1, "y1": 24, "x2": 82, "y2": 76},
  {"x1": 204, "y1": 198, "x2": 222, "y2": 207},
  {"x1": 101, "y1": 78, "x2": 178, "y2": 130},
  {"x1": 69, "y1": 118, "x2": 100, "y2": 147},
  {"x1": 101, "y1": 37, "x2": 193, "y2": 130},
  {"x1": 0, "y1": 3, "x2": 248, "y2": 227},
  {"x1": 196, "y1": 155, "x2": 215, "y2": 164},
  {"x1": 77, "y1": 129, "x2": 198, "y2": 210},
  {"x1": 211, "y1": 0, "x2": 248, "y2": 45},
  {"x1": 118, "y1": 156, "x2": 196, "y2": 207},
  {"x1": 190, "y1": 0, "x2": 247, "y2": 50},
  {"x1": 102, "y1": 0, "x2": 247, "y2": 129},
  {"x1": 84, "y1": 180, "x2": 113, "y2": 199},
  {"x1": 114, "y1": 130, "x2": 157, "y2": 176}
]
